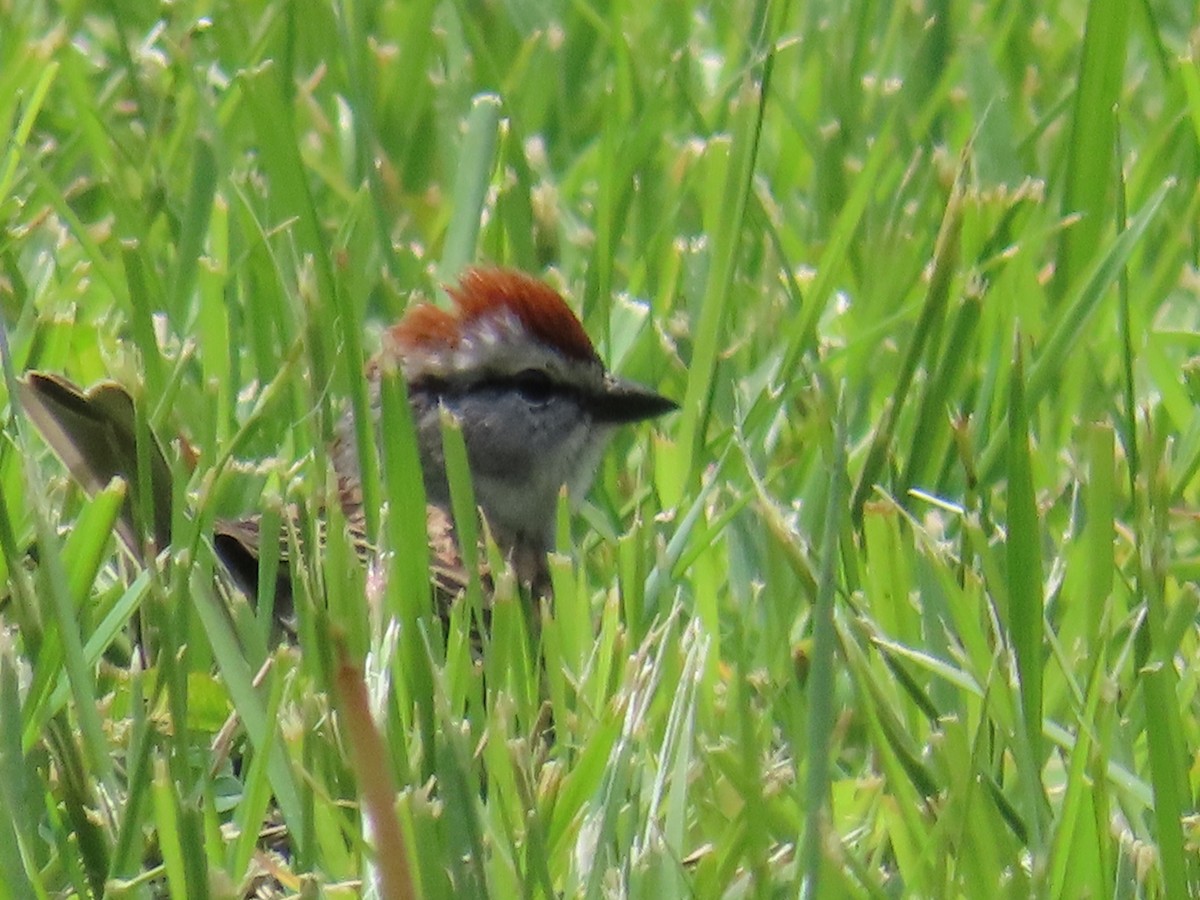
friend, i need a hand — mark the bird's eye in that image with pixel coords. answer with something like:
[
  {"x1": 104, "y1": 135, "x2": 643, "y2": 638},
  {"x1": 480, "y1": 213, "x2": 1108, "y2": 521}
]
[{"x1": 512, "y1": 369, "x2": 555, "y2": 404}]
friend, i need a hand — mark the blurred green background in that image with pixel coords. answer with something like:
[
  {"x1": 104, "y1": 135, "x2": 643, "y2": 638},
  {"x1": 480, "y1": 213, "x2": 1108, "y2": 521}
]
[{"x1": 2, "y1": 0, "x2": 1200, "y2": 896}]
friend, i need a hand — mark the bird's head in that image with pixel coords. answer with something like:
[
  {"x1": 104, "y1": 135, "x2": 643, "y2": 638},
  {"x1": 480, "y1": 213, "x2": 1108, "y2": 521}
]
[{"x1": 385, "y1": 267, "x2": 677, "y2": 550}]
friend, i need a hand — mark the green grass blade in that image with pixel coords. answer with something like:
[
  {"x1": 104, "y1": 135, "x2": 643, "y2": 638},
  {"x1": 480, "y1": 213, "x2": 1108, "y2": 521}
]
[
  {"x1": 0, "y1": 60, "x2": 58, "y2": 204},
  {"x1": 978, "y1": 180, "x2": 1170, "y2": 483},
  {"x1": 1053, "y1": 0, "x2": 1132, "y2": 298},
  {"x1": 851, "y1": 181, "x2": 963, "y2": 520},
  {"x1": 189, "y1": 575, "x2": 305, "y2": 852},
  {"x1": 0, "y1": 645, "x2": 41, "y2": 899},
  {"x1": 168, "y1": 137, "x2": 219, "y2": 327},
  {"x1": 1004, "y1": 334, "x2": 1046, "y2": 850},
  {"x1": 667, "y1": 0, "x2": 779, "y2": 501},
  {"x1": 439, "y1": 93, "x2": 502, "y2": 281},
  {"x1": 800, "y1": 388, "x2": 849, "y2": 895}
]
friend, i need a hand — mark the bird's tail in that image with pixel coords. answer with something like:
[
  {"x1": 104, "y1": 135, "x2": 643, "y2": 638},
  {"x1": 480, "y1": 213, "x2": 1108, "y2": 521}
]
[{"x1": 18, "y1": 371, "x2": 174, "y2": 557}]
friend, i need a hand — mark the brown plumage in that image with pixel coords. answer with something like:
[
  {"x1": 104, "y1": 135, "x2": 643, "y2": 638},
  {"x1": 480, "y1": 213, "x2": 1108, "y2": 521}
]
[{"x1": 20, "y1": 267, "x2": 676, "y2": 637}]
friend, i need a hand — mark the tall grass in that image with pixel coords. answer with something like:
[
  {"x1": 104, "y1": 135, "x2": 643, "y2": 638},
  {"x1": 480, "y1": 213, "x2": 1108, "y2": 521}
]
[{"x1": 2, "y1": 0, "x2": 1199, "y2": 896}]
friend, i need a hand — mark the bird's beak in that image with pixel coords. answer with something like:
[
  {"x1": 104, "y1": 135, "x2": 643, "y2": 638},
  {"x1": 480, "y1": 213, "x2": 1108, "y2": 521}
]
[{"x1": 589, "y1": 374, "x2": 679, "y2": 424}]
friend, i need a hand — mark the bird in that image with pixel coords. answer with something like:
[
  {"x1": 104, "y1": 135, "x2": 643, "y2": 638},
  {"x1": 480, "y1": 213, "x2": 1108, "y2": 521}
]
[{"x1": 19, "y1": 267, "x2": 678, "y2": 627}]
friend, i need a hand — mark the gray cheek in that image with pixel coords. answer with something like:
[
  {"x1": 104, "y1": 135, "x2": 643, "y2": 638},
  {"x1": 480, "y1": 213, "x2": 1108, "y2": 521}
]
[
  {"x1": 457, "y1": 393, "x2": 597, "y2": 529},
  {"x1": 567, "y1": 424, "x2": 616, "y2": 500},
  {"x1": 459, "y1": 394, "x2": 571, "y2": 481},
  {"x1": 415, "y1": 387, "x2": 615, "y2": 546}
]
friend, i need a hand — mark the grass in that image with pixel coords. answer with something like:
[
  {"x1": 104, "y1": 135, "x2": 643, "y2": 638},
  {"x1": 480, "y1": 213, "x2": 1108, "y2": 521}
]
[{"x1": 2, "y1": 0, "x2": 1200, "y2": 896}]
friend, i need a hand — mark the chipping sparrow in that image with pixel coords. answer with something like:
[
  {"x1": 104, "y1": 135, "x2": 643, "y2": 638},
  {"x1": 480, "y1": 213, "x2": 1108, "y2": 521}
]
[{"x1": 20, "y1": 268, "x2": 676, "y2": 620}]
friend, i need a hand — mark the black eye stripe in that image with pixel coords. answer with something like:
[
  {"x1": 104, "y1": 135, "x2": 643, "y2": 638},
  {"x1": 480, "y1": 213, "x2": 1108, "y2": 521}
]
[
  {"x1": 414, "y1": 371, "x2": 576, "y2": 405},
  {"x1": 408, "y1": 373, "x2": 675, "y2": 423},
  {"x1": 510, "y1": 368, "x2": 554, "y2": 401}
]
